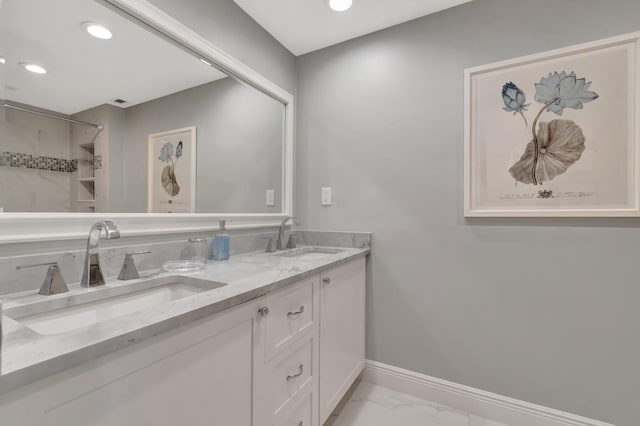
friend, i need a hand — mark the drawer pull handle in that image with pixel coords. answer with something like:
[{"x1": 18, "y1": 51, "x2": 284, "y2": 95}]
[
  {"x1": 286, "y1": 364, "x2": 304, "y2": 381},
  {"x1": 287, "y1": 306, "x2": 305, "y2": 318},
  {"x1": 322, "y1": 277, "x2": 331, "y2": 284},
  {"x1": 258, "y1": 306, "x2": 270, "y2": 316}
]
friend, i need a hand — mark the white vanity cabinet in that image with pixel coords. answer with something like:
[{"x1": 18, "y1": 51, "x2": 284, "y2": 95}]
[
  {"x1": 0, "y1": 298, "x2": 263, "y2": 426},
  {"x1": 253, "y1": 256, "x2": 366, "y2": 426},
  {"x1": 319, "y1": 258, "x2": 366, "y2": 424},
  {"x1": 0, "y1": 256, "x2": 366, "y2": 426}
]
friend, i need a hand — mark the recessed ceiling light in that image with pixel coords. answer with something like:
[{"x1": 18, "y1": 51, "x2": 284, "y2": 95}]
[
  {"x1": 0, "y1": 57, "x2": 5, "y2": 64},
  {"x1": 329, "y1": 0, "x2": 352, "y2": 12},
  {"x1": 82, "y1": 22, "x2": 113, "y2": 40},
  {"x1": 20, "y1": 63, "x2": 47, "y2": 74}
]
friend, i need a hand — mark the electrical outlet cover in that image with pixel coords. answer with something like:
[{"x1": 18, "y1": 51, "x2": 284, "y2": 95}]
[
  {"x1": 321, "y1": 187, "x2": 332, "y2": 206},
  {"x1": 266, "y1": 189, "x2": 275, "y2": 206}
]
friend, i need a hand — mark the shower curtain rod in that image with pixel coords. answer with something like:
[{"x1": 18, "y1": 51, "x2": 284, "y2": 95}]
[{"x1": 2, "y1": 103, "x2": 104, "y2": 130}]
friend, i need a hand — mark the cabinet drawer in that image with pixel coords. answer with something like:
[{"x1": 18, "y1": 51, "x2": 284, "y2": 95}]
[
  {"x1": 262, "y1": 333, "x2": 316, "y2": 420},
  {"x1": 274, "y1": 391, "x2": 313, "y2": 426},
  {"x1": 265, "y1": 276, "x2": 317, "y2": 359}
]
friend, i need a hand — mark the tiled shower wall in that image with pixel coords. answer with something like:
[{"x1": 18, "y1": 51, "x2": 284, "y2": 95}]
[{"x1": 0, "y1": 107, "x2": 72, "y2": 212}]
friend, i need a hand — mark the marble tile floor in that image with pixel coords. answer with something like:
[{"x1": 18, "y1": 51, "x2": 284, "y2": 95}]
[{"x1": 324, "y1": 380, "x2": 509, "y2": 426}]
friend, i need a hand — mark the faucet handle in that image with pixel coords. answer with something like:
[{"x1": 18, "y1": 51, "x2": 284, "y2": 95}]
[
  {"x1": 118, "y1": 252, "x2": 151, "y2": 281},
  {"x1": 16, "y1": 262, "x2": 69, "y2": 296},
  {"x1": 262, "y1": 236, "x2": 276, "y2": 253}
]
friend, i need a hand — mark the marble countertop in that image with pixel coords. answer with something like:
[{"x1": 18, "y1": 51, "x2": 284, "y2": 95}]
[{"x1": 0, "y1": 245, "x2": 369, "y2": 395}]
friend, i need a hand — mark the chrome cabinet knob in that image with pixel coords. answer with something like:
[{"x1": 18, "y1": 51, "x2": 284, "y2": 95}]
[
  {"x1": 322, "y1": 277, "x2": 331, "y2": 284},
  {"x1": 258, "y1": 306, "x2": 270, "y2": 316}
]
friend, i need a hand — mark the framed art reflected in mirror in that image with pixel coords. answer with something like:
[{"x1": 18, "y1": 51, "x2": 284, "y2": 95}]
[{"x1": 148, "y1": 127, "x2": 197, "y2": 213}]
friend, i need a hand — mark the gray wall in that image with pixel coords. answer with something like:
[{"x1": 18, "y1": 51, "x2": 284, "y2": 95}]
[
  {"x1": 295, "y1": 1, "x2": 640, "y2": 425},
  {"x1": 122, "y1": 78, "x2": 283, "y2": 213}
]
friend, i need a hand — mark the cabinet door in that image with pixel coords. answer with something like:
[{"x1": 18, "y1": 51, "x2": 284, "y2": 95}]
[
  {"x1": 319, "y1": 257, "x2": 366, "y2": 423},
  {"x1": 0, "y1": 299, "x2": 263, "y2": 426}
]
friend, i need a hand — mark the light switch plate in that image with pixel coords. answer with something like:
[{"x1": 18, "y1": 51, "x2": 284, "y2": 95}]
[
  {"x1": 266, "y1": 189, "x2": 275, "y2": 206},
  {"x1": 321, "y1": 187, "x2": 332, "y2": 206}
]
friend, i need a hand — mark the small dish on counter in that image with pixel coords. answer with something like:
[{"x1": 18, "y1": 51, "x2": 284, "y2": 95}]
[{"x1": 162, "y1": 260, "x2": 206, "y2": 273}]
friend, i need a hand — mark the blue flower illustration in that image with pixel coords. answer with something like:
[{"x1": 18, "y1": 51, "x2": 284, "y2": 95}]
[
  {"x1": 176, "y1": 141, "x2": 183, "y2": 159},
  {"x1": 534, "y1": 71, "x2": 599, "y2": 115},
  {"x1": 509, "y1": 71, "x2": 599, "y2": 187},
  {"x1": 158, "y1": 142, "x2": 174, "y2": 163},
  {"x1": 502, "y1": 82, "x2": 530, "y2": 125}
]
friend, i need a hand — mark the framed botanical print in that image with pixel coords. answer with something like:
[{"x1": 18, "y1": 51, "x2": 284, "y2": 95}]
[
  {"x1": 465, "y1": 32, "x2": 640, "y2": 217},
  {"x1": 148, "y1": 126, "x2": 197, "y2": 213}
]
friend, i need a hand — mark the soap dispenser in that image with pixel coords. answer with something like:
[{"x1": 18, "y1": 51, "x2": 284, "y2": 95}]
[{"x1": 213, "y1": 220, "x2": 230, "y2": 261}]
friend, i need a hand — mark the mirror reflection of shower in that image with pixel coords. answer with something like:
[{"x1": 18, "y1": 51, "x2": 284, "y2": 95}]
[{"x1": 0, "y1": 103, "x2": 105, "y2": 213}]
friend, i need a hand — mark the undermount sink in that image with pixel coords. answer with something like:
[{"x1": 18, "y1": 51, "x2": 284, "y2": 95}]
[
  {"x1": 276, "y1": 246, "x2": 345, "y2": 260},
  {"x1": 5, "y1": 276, "x2": 226, "y2": 336}
]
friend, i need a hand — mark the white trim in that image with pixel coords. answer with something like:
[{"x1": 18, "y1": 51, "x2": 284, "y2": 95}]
[
  {"x1": 464, "y1": 31, "x2": 640, "y2": 218},
  {"x1": 0, "y1": 214, "x2": 284, "y2": 245},
  {"x1": 362, "y1": 360, "x2": 616, "y2": 426},
  {"x1": 0, "y1": 0, "x2": 294, "y2": 244}
]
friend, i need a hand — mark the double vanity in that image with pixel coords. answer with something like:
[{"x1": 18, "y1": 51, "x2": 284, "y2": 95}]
[{"x1": 0, "y1": 236, "x2": 369, "y2": 426}]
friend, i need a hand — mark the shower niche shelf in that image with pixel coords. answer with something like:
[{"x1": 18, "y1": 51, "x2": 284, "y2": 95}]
[{"x1": 72, "y1": 137, "x2": 98, "y2": 213}]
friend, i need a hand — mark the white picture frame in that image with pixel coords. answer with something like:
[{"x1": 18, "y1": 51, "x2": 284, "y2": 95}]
[
  {"x1": 464, "y1": 32, "x2": 640, "y2": 217},
  {"x1": 147, "y1": 127, "x2": 197, "y2": 213}
]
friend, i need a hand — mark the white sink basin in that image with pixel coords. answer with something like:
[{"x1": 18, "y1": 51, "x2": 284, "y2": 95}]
[
  {"x1": 276, "y1": 247, "x2": 344, "y2": 260},
  {"x1": 6, "y1": 276, "x2": 226, "y2": 336}
]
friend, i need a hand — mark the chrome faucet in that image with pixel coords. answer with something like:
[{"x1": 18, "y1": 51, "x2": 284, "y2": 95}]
[
  {"x1": 81, "y1": 221, "x2": 120, "y2": 287},
  {"x1": 276, "y1": 216, "x2": 298, "y2": 250}
]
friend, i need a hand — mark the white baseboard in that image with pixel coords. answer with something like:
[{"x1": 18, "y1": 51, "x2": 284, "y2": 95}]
[{"x1": 362, "y1": 360, "x2": 615, "y2": 426}]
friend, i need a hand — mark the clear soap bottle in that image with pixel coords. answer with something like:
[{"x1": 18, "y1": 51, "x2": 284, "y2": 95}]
[{"x1": 213, "y1": 220, "x2": 230, "y2": 261}]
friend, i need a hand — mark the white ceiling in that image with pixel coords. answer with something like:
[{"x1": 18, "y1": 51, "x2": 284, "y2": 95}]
[
  {"x1": 1, "y1": 0, "x2": 226, "y2": 115},
  {"x1": 233, "y1": 0, "x2": 475, "y2": 56}
]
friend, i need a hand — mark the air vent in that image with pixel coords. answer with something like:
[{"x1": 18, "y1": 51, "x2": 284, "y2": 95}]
[{"x1": 108, "y1": 98, "x2": 128, "y2": 107}]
